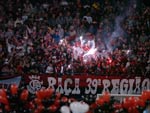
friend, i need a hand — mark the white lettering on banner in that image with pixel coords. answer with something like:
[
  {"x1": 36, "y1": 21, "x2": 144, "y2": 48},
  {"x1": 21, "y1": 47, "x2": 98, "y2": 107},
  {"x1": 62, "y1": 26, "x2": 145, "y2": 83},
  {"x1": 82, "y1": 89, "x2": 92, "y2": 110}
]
[
  {"x1": 47, "y1": 77, "x2": 81, "y2": 95},
  {"x1": 128, "y1": 79, "x2": 134, "y2": 94},
  {"x1": 85, "y1": 78, "x2": 98, "y2": 94},
  {"x1": 26, "y1": 76, "x2": 150, "y2": 95},
  {"x1": 27, "y1": 75, "x2": 44, "y2": 94},
  {"x1": 91, "y1": 79, "x2": 98, "y2": 94},
  {"x1": 72, "y1": 78, "x2": 80, "y2": 94},
  {"x1": 56, "y1": 78, "x2": 64, "y2": 94},
  {"x1": 48, "y1": 77, "x2": 56, "y2": 90},
  {"x1": 102, "y1": 79, "x2": 110, "y2": 93},
  {"x1": 85, "y1": 78, "x2": 92, "y2": 94},
  {"x1": 142, "y1": 79, "x2": 150, "y2": 91},
  {"x1": 134, "y1": 77, "x2": 141, "y2": 94},
  {"x1": 120, "y1": 79, "x2": 128, "y2": 94},
  {"x1": 64, "y1": 78, "x2": 72, "y2": 95},
  {"x1": 111, "y1": 79, "x2": 120, "y2": 94}
]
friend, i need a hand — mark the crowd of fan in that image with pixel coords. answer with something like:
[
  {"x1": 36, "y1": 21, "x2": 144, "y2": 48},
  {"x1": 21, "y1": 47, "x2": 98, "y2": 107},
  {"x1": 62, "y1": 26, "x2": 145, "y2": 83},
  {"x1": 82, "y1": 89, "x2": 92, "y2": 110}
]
[{"x1": 0, "y1": 0, "x2": 150, "y2": 76}]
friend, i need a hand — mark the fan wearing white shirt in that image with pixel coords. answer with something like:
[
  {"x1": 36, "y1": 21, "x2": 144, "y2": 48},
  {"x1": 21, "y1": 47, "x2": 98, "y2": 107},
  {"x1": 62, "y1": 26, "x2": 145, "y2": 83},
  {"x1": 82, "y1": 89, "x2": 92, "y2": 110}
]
[{"x1": 45, "y1": 63, "x2": 53, "y2": 74}]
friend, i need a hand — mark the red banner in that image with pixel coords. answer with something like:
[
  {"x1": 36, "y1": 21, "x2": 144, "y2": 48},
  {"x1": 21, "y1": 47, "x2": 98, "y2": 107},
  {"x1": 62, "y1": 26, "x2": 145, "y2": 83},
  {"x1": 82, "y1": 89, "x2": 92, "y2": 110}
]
[{"x1": 23, "y1": 74, "x2": 150, "y2": 95}]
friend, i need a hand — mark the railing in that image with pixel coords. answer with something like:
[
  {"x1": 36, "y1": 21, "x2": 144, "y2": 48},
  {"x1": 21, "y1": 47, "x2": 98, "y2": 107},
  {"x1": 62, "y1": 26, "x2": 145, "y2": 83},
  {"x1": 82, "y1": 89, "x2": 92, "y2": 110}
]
[{"x1": 97, "y1": 94, "x2": 141, "y2": 102}]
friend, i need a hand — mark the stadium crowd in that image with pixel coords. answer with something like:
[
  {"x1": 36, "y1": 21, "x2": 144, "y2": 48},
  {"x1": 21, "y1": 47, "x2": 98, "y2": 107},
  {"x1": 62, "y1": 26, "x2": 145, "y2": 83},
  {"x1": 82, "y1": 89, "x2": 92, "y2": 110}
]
[{"x1": 0, "y1": 0, "x2": 150, "y2": 76}]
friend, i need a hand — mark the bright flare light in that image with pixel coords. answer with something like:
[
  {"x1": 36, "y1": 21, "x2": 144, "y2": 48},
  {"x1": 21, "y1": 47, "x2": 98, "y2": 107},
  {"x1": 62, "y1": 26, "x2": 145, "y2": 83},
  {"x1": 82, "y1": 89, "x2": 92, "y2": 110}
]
[
  {"x1": 108, "y1": 58, "x2": 112, "y2": 64},
  {"x1": 72, "y1": 35, "x2": 98, "y2": 63},
  {"x1": 126, "y1": 50, "x2": 130, "y2": 54},
  {"x1": 80, "y1": 36, "x2": 85, "y2": 47},
  {"x1": 83, "y1": 48, "x2": 97, "y2": 57},
  {"x1": 59, "y1": 39, "x2": 64, "y2": 45}
]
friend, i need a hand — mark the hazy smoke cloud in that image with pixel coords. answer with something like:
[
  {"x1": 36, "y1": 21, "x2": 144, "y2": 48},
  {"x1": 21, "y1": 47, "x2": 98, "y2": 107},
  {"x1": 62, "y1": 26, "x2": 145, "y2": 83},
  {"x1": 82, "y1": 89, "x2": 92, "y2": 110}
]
[{"x1": 104, "y1": 0, "x2": 137, "y2": 51}]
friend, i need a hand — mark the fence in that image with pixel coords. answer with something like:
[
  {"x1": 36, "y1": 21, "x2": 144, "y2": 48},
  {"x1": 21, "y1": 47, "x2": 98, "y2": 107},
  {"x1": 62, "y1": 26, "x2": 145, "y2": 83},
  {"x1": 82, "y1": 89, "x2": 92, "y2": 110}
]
[{"x1": 97, "y1": 94, "x2": 141, "y2": 102}]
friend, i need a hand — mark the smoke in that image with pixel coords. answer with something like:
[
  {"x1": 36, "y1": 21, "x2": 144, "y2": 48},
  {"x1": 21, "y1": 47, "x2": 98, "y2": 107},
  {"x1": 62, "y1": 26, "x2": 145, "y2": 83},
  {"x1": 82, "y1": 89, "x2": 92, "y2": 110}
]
[
  {"x1": 111, "y1": 16, "x2": 124, "y2": 38},
  {"x1": 105, "y1": 0, "x2": 137, "y2": 51},
  {"x1": 71, "y1": 0, "x2": 138, "y2": 63}
]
